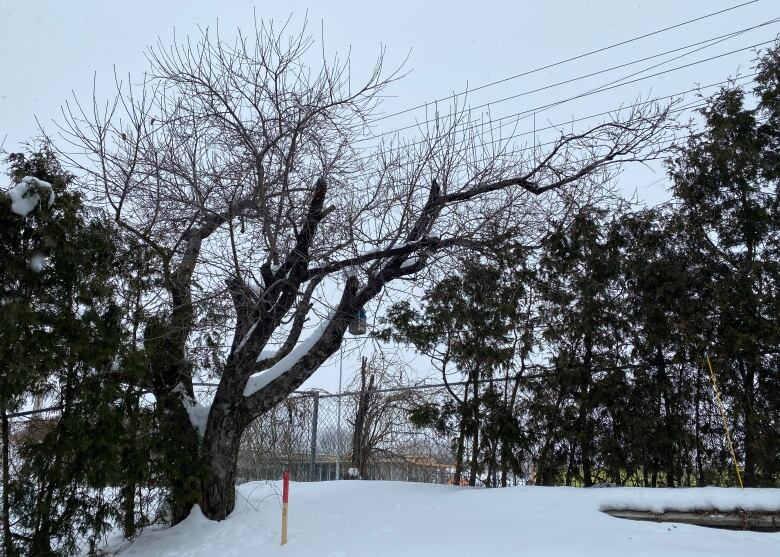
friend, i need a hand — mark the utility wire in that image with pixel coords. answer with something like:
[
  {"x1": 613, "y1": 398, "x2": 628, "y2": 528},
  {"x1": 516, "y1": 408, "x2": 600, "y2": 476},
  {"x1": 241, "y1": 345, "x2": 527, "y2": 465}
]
[
  {"x1": 345, "y1": 74, "x2": 757, "y2": 172},
  {"x1": 371, "y1": 1, "x2": 763, "y2": 123},
  {"x1": 361, "y1": 35, "x2": 778, "y2": 144}
]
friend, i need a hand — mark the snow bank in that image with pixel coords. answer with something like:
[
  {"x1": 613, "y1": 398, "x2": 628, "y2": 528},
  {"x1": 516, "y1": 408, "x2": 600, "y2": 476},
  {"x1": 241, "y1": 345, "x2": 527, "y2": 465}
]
[
  {"x1": 6, "y1": 176, "x2": 54, "y2": 217},
  {"x1": 243, "y1": 316, "x2": 333, "y2": 397},
  {"x1": 114, "y1": 482, "x2": 779, "y2": 557}
]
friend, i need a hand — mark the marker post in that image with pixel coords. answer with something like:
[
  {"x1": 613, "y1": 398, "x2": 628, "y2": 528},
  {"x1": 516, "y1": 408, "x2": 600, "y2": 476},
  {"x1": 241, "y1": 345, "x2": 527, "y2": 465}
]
[{"x1": 281, "y1": 471, "x2": 289, "y2": 545}]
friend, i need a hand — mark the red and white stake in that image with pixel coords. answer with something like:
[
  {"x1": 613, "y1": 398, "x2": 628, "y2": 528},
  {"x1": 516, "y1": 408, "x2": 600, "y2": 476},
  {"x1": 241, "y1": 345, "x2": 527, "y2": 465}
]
[{"x1": 281, "y1": 471, "x2": 289, "y2": 546}]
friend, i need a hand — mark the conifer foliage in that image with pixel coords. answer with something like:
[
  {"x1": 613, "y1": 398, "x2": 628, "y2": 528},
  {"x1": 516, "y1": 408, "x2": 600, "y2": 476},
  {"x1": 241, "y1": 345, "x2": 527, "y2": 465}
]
[
  {"x1": 0, "y1": 148, "x2": 149, "y2": 556},
  {"x1": 383, "y1": 43, "x2": 780, "y2": 488}
]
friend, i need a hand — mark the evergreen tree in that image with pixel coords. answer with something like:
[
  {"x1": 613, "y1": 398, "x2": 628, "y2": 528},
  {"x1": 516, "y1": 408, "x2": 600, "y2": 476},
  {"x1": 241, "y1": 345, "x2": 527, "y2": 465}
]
[
  {"x1": 532, "y1": 206, "x2": 628, "y2": 486},
  {"x1": 667, "y1": 48, "x2": 780, "y2": 485},
  {"x1": 614, "y1": 208, "x2": 699, "y2": 486},
  {"x1": 0, "y1": 148, "x2": 137, "y2": 556},
  {"x1": 378, "y1": 252, "x2": 534, "y2": 486}
]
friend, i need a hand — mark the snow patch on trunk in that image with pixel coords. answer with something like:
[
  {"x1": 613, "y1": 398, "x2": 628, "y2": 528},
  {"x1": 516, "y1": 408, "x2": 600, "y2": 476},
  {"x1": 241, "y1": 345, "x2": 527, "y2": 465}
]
[
  {"x1": 236, "y1": 321, "x2": 259, "y2": 352},
  {"x1": 175, "y1": 384, "x2": 210, "y2": 437},
  {"x1": 255, "y1": 349, "x2": 277, "y2": 364},
  {"x1": 243, "y1": 315, "x2": 333, "y2": 397}
]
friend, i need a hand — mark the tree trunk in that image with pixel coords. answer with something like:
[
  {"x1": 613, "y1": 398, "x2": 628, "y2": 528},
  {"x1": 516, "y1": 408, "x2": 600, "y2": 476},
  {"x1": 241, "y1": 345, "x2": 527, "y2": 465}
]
[
  {"x1": 452, "y1": 384, "x2": 470, "y2": 485},
  {"x1": 1, "y1": 404, "x2": 14, "y2": 557},
  {"x1": 694, "y1": 364, "x2": 704, "y2": 486},
  {"x1": 468, "y1": 372, "x2": 480, "y2": 487},
  {"x1": 656, "y1": 346, "x2": 675, "y2": 487},
  {"x1": 351, "y1": 357, "x2": 373, "y2": 478},
  {"x1": 201, "y1": 432, "x2": 242, "y2": 521},
  {"x1": 579, "y1": 337, "x2": 594, "y2": 487},
  {"x1": 453, "y1": 419, "x2": 467, "y2": 485},
  {"x1": 499, "y1": 440, "x2": 509, "y2": 487},
  {"x1": 202, "y1": 391, "x2": 247, "y2": 520},
  {"x1": 121, "y1": 381, "x2": 139, "y2": 538},
  {"x1": 740, "y1": 358, "x2": 757, "y2": 486},
  {"x1": 536, "y1": 435, "x2": 553, "y2": 486},
  {"x1": 565, "y1": 443, "x2": 576, "y2": 486},
  {"x1": 202, "y1": 408, "x2": 244, "y2": 520}
]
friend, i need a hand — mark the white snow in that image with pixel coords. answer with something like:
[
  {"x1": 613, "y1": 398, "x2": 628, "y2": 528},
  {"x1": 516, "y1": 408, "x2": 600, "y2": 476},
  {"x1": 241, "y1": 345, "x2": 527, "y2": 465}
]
[
  {"x1": 113, "y1": 482, "x2": 780, "y2": 557},
  {"x1": 255, "y1": 349, "x2": 277, "y2": 364},
  {"x1": 175, "y1": 384, "x2": 210, "y2": 437},
  {"x1": 598, "y1": 486, "x2": 780, "y2": 513},
  {"x1": 243, "y1": 316, "x2": 333, "y2": 397},
  {"x1": 28, "y1": 252, "x2": 46, "y2": 272},
  {"x1": 236, "y1": 321, "x2": 259, "y2": 352},
  {"x1": 6, "y1": 176, "x2": 54, "y2": 217},
  {"x1": 400, "y1": 256, "x2": 418, "y2": 269}
]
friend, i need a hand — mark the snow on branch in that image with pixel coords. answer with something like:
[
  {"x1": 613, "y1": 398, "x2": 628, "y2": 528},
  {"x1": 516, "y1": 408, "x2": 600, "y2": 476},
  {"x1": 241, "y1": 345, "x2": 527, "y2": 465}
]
[{"x1": 243, "y1": 313, "x2": 334, "y2": 397}]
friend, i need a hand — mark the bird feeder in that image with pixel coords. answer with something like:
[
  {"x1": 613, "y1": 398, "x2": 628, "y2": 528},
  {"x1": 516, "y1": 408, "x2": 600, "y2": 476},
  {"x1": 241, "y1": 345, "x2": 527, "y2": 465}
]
[{"x1": 349, "y1": 308, "x2": 367, "y2": 335}]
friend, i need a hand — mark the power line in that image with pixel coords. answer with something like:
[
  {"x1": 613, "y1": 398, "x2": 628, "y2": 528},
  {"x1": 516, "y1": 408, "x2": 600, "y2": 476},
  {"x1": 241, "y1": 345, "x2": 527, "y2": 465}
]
[
  {"x1": 345, "y1": 73, "x2": 756, "y2": 172},
  {"x1": 371, "y1": 1, "x2": 763, "y2": 124},
  {"x1": 360, "y1": 35, "x2": 778, "y2": 144}
]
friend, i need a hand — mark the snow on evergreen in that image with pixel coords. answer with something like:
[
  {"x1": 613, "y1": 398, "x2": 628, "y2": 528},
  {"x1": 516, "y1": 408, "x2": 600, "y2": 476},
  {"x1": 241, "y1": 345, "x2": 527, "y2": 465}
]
[{"x1": 6, "y1": 176, "x2": 54, "y2": 217}]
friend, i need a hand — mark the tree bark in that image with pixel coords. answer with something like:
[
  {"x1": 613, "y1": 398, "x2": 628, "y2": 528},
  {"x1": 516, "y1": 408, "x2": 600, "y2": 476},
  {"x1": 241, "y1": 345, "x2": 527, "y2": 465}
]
[
  {"x1": 119, "y1": 376, "x2": 143, "y2": 538},
  {"x1": 656, "y1": 346, "x2": 675, "y2": 487},
  {"x1": 694, "y1": 364, "x2": 704, "y2": 487},
  {"x1": 1, "y1": 404, "x2": 14, "y2": 557},
  {"x1": 739, "y1": 357, "x2": 757, "y2": 486},
  {"x1": 579, "y1": 337, "x2": 594, "y2": 487},
  {"x1": 202, "y1": 415, "x2": 244, "y2": 520},
  {"x1": 468, "y1": 371, "x2": 480, "y2": 487},
  {"x1": 350, "y1": 357, "x2": 373, "y2": 478},
  {"x1": 453, "y1": 384, "x2": 469, "y2": 486}
]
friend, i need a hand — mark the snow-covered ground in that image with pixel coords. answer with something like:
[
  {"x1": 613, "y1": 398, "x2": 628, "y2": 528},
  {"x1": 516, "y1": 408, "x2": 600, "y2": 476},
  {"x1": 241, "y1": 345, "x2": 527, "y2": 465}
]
[{"x1": 112, "y1": 482, "x2": 779, "y2": 557}]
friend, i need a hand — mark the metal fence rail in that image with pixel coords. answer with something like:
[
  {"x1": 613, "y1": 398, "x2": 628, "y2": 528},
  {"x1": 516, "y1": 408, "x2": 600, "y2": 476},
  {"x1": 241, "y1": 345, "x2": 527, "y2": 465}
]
[{"x1": 237, "y1": 384, "x2": 457, "y2": 484}]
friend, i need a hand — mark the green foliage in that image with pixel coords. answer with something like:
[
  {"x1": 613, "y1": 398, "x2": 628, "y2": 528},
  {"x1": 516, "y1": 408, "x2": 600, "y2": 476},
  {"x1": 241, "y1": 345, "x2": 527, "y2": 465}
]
[
  {"x1": 665, "y1": 47, "x2": 780, "y2": 486},
  {"x1": 379, "y1": 252, "x2": 535, "y2": 486},
  {"x1": 378, "y1": 41, "x2": 780, "y2": 490},
  {"x1": 0, "y1": 148, "x2": 158, "y2": 556}
]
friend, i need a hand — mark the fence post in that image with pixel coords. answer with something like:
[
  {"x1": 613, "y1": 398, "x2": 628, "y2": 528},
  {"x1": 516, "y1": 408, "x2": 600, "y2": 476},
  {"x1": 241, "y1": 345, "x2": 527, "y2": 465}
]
[{"x1": 309, "y1": 391, "x2": 319, "y2": 482}]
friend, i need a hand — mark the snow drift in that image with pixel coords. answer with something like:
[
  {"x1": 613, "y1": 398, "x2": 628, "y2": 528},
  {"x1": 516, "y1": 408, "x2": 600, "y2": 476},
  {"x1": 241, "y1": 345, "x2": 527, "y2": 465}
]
[{"x1": 108, "y1": 482, "x2": 779, "y2": 557}]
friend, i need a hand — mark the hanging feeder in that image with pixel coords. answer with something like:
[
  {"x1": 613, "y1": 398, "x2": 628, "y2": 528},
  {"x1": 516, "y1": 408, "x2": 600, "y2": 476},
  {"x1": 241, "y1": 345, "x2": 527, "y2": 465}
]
[{"x1": 349, "y1": 308, "x2": 368, "y2": 335}]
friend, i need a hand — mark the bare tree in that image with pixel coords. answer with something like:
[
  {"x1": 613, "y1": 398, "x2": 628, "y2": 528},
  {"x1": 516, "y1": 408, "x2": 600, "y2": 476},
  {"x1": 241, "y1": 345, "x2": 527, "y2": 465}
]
[
  {"x1": 51, "y1": 17, "x2": 675, "y2": 520},
  {"x1": 347, "y1": 352, "x2": 429, "y2": 480}
]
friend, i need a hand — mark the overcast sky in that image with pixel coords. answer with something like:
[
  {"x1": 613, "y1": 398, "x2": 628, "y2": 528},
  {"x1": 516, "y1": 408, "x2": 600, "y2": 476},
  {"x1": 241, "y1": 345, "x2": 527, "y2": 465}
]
[{"x1": 2, "y1": 0, "x2": 777, "y2": 392}]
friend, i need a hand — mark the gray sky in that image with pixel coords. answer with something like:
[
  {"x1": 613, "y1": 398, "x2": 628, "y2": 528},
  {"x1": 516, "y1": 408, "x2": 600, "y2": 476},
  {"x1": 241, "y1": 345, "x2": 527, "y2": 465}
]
[{"x1": 2, "y1": 0, "x2": 777, "y2": 392}]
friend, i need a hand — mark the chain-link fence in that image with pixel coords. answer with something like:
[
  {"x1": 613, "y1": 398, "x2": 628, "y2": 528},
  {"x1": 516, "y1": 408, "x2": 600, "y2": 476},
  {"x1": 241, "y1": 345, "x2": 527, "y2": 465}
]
[{"x1": 237, "y1": 383, "x2": 457, "y2": 484}]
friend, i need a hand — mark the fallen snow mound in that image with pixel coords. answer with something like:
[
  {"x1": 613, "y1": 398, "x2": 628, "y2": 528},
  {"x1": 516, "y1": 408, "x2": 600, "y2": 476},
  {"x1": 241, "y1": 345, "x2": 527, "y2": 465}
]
[{"x1": 112, "y1": 482, "x2": 779, "y2": 557}]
